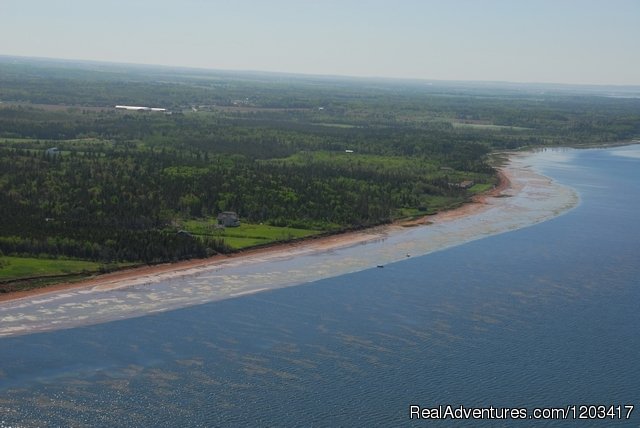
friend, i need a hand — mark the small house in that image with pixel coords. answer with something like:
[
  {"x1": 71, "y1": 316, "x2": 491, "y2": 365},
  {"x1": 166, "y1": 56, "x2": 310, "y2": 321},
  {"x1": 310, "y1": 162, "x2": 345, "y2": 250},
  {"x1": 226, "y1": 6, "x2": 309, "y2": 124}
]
[
  {"x1": 217, "y1": 211, "x2": 240, "y2": 227},
  {"x1": 46, "y1": 147, "x2": 60, "y2": 156}
]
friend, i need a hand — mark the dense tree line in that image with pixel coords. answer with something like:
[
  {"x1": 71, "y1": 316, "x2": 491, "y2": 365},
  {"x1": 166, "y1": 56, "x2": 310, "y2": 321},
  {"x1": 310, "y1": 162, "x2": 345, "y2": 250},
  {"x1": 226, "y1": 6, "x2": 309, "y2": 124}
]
[{"x1": 0, "y1": 141, "x2": 478, "y2": 262}]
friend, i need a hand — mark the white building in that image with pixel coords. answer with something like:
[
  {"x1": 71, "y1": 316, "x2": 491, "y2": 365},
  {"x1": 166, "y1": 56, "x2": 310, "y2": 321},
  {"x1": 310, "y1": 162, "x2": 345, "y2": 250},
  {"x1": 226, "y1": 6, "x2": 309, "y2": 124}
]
[{"x1": 115, "y1": 105, "x2": 167, "y2": 112}]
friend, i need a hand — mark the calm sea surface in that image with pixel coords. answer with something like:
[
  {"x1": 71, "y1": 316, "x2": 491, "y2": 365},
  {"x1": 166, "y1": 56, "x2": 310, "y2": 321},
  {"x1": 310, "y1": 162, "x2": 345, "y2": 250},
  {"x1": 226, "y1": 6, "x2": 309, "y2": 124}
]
[{"x1": 1, "y1": 146, "x2": 639, "y2": 427}]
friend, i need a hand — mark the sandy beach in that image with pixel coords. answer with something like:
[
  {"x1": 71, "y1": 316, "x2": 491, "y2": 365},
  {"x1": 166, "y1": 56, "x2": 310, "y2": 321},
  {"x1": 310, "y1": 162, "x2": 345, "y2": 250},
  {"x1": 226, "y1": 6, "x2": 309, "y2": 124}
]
[{"x1": 0, "y1": 151, "x2": 579, "y2": 337}]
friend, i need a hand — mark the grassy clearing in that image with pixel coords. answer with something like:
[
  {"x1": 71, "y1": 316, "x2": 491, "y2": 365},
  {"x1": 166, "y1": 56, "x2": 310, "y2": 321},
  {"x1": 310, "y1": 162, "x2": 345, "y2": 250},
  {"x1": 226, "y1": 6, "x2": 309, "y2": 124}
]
[
  {"x1": 220, "y1": 236, "x2": 272, "y2": 249},
  {"x1": 0, "y1": 257, "x2": 103, "y2": 281},
  {"x1": 469, "y1": 183, "x2": 495, "y2": 193},
  {"x1": 1, "y1": 138, "x2": 41, "y2": 144},
  {"x1": 450, "y1": 121, "x2": 530, "y2": 131},
  {"x1": 182, "y1": 220, "x2": 321, "y2": 249},
  {"x1": 312, "y1": 122, "x2": 358, "y2": 129}
]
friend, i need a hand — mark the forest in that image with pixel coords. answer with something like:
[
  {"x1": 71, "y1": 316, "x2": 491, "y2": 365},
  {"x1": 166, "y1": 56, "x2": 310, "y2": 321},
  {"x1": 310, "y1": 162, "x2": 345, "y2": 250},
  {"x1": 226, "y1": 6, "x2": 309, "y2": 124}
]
[{"x1": 1, "y1": 56, "x2": 639, "y2": 284}]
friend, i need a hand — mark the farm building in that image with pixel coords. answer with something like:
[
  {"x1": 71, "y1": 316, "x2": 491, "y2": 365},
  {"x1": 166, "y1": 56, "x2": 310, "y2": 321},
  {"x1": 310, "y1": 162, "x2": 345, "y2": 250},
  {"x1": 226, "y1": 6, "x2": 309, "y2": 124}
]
[{"x1": 217, "y1": 211, "x2": 240, "y2": 227}]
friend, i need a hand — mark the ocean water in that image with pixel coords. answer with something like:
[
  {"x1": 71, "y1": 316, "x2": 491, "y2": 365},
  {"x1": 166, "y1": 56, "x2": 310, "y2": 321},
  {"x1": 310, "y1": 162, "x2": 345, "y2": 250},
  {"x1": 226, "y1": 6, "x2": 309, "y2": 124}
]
[{"x1": 0, "y1": 146, "x2": 639, "y2": 427}]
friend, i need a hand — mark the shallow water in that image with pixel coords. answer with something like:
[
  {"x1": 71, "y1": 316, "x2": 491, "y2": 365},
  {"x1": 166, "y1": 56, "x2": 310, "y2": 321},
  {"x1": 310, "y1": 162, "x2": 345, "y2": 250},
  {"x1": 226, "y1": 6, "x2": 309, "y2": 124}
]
[{"x1": 0, "y1": 145, "x2": 638, "y2": 427}]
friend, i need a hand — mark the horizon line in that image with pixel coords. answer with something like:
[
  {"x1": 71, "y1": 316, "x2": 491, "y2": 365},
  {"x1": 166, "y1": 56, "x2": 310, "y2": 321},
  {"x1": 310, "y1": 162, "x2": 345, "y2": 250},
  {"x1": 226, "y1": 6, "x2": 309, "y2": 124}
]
[{"x1": 2, "y1": 53, "x2": 640, "y2": 90}]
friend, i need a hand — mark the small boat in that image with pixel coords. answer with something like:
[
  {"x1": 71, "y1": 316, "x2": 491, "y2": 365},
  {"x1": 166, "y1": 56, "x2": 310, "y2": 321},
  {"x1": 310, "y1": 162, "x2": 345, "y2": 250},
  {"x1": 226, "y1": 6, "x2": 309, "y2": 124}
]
[{"x1": 376, "y1": 264, "x2": 384, "y2": 268}]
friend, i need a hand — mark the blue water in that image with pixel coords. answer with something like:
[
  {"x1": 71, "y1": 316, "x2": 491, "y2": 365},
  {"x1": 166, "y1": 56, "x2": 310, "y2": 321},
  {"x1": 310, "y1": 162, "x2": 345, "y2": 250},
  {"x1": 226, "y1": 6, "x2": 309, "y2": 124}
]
[{"x1": 1, "y1": 146, "x2": 639, "y2": 427}]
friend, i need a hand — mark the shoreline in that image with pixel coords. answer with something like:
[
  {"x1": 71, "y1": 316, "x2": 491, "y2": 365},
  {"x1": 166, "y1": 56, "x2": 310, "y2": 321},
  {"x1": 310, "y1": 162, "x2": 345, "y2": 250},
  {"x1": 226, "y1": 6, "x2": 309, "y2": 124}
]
[
  {"x1": 0, "y1": 168, "x2": 512, "y2": 304},
  {"x1": 0, "y1": 151, "x2": 580, "y2": 337}
]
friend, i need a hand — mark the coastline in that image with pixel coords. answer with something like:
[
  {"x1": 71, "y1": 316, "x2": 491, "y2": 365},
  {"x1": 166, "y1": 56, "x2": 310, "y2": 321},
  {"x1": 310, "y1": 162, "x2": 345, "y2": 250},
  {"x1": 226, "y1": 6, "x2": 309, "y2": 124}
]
[
  {"x1": 0, "y1": 169, "x2": 510, "y2": 304},
  {"x1": 0, "y1": 151, "x2": 579, "y2": 337}
]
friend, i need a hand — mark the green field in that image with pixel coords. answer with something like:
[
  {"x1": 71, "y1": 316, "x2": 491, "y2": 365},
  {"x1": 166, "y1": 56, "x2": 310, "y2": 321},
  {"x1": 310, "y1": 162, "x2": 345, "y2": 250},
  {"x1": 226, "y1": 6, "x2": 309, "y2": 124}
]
[
  {"x1": 0, "y1": 256, "x2": 104, "y2": 281},
  {"x1": 450, "y1": 121, "x2": 530, "y2": 131},
  {"x1": 312, "y1": 122, "x2": 358, "y2": 129},
  {"x1": 469, "y1": 183, "x2": 495, "y2": 193},
  {"x1": 182, "y1": 220, "x2": 322, "y2": 250}
]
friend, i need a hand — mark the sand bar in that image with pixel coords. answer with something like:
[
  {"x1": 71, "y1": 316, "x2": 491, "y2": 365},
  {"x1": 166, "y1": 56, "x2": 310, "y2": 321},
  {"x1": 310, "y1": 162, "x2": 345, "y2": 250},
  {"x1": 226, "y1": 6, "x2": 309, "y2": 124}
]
[{"x1": 0, "y1": 150, "x2": 579, "y2": 337}]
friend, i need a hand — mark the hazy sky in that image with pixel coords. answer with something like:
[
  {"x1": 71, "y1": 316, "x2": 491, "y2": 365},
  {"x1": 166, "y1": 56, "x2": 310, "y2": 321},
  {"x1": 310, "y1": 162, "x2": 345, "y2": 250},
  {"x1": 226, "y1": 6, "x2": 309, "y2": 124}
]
[{"x1": 1, "y1": 0, "x2": 639, "y2": 85}]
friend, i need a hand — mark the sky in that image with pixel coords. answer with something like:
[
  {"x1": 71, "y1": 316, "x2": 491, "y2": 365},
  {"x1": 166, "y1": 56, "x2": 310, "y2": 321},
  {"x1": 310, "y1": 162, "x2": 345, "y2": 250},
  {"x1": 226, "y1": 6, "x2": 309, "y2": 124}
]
[{"x1": 1, "y1": 0, "x2": 639, "y2": 85}]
